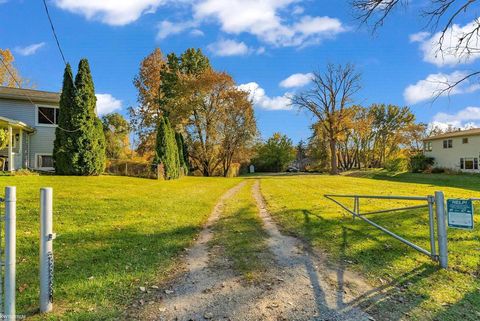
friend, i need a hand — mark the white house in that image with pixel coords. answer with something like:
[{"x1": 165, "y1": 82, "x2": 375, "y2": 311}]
[
  {"x1": 424, "y1": 128, "x2": 480, "y2": 173},
  {"x1": 0, "y1": 86, "x2": 60, "y2": 172}
]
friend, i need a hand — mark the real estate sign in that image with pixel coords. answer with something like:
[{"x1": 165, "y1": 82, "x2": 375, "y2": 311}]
[{"x1": 447, "y1": 199, "x2": 474, "y2": 230}]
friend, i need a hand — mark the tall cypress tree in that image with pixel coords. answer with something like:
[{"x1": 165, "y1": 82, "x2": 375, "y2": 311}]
[
  {"x1": 72, "y1": 59, "x2": 106, "y2": 175},
  {"x1": 53, "y1": 63, "x2": 76, "y2": 174},
  {"x1": 175, "y1": 132, "x2": 188, "y2": 175},
  {"x1": 154, "y1": 116, "x2": 180, "y2": 179}
]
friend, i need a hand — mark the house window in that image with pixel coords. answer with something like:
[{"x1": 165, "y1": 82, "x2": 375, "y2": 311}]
[
  {"x1": 36, "y1": 154, "x2": 54, "y2": 169},
  {"x1": 424, "y1": 141, "x2": 432, "y2": 152},
  {"x1": 462, "y1": 138, "x2": 469, "y2": 144},
  {"x1": 37, "y1": 106, "x2": 59, "y2": 125},
  {"x1": 460, "y1": 157, "x2": 479, "y2": 170},
  {"x1": 443, "y1": 139, "x2": 453, "y2": 149}
]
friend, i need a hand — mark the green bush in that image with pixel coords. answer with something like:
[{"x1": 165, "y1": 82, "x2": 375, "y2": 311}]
[
  {"x1": 409, "y1": 154, "x2": 434, "y2": 173},
  {"x1": 384, "y1": 158, "x2": 408, "y2": 172}
]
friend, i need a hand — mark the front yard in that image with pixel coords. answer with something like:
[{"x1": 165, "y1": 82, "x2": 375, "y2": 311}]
[
  {"x1": 0, "y1": 175, "x2": 241, "y2": 320},
  {"x1": 259, "y1": 172, "x2": 480, "y2": 321}
]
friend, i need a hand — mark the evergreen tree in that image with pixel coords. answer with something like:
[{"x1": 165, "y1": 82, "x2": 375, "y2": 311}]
[
  {"x1": 175, "y1": 132, "x2": 189, "y2": 174},
  {"x1": 53, "y1": 63, "x2": 76, "y2": 174},
  {"x1": 72, "y1": 59, "x2": 106, "y2": 175},
  {"x1": 154, "y1": 116, "x2": 180, "y2": 179}
]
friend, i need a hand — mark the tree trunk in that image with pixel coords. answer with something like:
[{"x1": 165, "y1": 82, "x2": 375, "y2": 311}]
[{"x1": 329, "y1": 138, "x2": 338, "y2": 174}]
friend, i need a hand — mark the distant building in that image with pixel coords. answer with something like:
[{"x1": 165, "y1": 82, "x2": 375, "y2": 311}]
[
  {"x1": 0, "y1": 86, "x2": 60, "y2": 171},
  {"x1": 423, "y1": 128, "x2": 480, "y2": 172}
]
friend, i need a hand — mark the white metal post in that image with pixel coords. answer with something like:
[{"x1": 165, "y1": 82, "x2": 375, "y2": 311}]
[
  {"x1": 40, "y1": 188, "x2": 54, "y2": 313},
  {"x1": 4, "y1": 186, "x2": 16, "y2": 320},
  {"x1": 427, "y1": 195, "x2": 436, "y2": 259},
  {"x1": 7, "y1": 126, "x2": 13, "y2": 172},
  {"x1": 435, "y1": 191, "x2": 448, "y2": 269}
]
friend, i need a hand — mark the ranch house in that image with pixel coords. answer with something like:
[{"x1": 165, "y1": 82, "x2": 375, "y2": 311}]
[
  {"x1": 423, "y1": 128, "x2": 480, "y2": 173},
  {"x1": 0, "y1": 86, "x2": 60, "y2": 172}
]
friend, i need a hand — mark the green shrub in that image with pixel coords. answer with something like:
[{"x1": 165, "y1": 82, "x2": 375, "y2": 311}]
[
  {"x1": 431, "y1": 167, "x2": 445, "y2": 174},
  {"x1": 409, "y1": 154, "x2": 435, "y2": 173},
  {"x1": 384, "y1": 158, "x2": 408, "y2": 172}
]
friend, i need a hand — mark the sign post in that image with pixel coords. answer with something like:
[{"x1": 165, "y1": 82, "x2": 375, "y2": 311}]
[{"x1": 447, "y1": 199, "x2": 474, "y2": 230}]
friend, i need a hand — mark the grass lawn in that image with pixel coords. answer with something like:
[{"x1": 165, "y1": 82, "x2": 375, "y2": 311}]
[
  {"x1": 0, "y1": 175, "x2": 241, "y2": 320},
  {"x1": 259, "y1": 172, "x2": 480, "y2": 321},
  {"x1": 211, "y1": 181, "x2": 271, "y2": 282}
]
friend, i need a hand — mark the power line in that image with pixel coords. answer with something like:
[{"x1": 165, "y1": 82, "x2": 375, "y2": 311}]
[
  {"x1": 42, "y1": 0, "x2": 67, "y2": 66},
  {"x1": 0, "y1": 56, "x2": 79, "y2": 132}
]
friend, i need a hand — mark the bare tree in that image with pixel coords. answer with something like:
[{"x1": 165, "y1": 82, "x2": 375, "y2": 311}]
[
  {"x1": 291, "y1": 64, "x2": 361, "y2": 174},
  {"x1": 352, "y1": 0, "x2": 480, "y2": 95}
]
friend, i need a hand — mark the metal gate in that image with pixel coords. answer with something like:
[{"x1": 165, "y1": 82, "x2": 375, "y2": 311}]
[{"x1": 324, "y1": 191, "x2": 448, "y2": 268}]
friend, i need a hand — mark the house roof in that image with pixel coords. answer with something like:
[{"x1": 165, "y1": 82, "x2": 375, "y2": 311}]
[
  {"x1": 0, "y1": 116, "x2": 35, "y2": 133},
  {"x1": 423, "y1": 128, "x2": 480, "y2": 141},
  {"x1": 0, "y1": 86, "x2": 60, "y2": 104}
]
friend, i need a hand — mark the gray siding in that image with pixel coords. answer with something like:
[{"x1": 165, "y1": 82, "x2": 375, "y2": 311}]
[
  {"x1": 29, "y1": 126, "x2": 56, "y2": 167},
  {"x1": 0, "y1": 98, "x2": 36, "y2": 126},
  {"x1": 0, "y1": 98, "x2": 58, "y2": 169}
]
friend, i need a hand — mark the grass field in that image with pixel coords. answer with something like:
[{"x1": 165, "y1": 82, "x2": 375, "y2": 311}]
[
  {"x1": 259, "y1": 172, "x2": 480, "y2": 321},
  {"x1": 0, "y1": 175, "x2": 240, "y2": 320}
]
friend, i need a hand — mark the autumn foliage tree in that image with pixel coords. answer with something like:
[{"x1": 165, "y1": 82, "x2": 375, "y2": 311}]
[
  {"x1": 0, "y1": 48, "x2": 31, "y2": 87},
  {"x1": 291, "y1": 64, "x2": 361, "y2": 174}
]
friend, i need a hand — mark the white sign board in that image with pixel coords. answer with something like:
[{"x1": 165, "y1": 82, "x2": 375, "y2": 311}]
[{"x1": 447, "y1": 199, "x2": 474, "y2": 230}]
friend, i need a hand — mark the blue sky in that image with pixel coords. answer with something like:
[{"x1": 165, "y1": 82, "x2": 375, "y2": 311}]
[{"x1": 1, "y1": 0, "x2": 480, "y2": 143}]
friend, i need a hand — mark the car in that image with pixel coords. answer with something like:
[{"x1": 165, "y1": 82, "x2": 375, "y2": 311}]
[{"x1": 286, "y1": 166, "x2": 300, "y2": 172}]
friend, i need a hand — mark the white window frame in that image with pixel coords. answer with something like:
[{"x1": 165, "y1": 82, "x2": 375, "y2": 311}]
[
  {"x1": 424, "y1": 141, "x2": 432, "y2": 152},
  {"x1": 35, "y1": 153, "x2": 54, "y2": 170},
  {"x1": 35, "y1": 104, "x2": 59, "y2": 127},
  {"x1": 460, "y1": 157, "x2": 479, "y2": 171}
]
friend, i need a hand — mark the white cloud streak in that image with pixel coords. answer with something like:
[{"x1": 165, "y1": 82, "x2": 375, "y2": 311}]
[
  {"x1": 279, "y1": 73, "x2": 313, "y2": 88},
  {"x1": 53, "y1": 0, "x2": 167, "y2": 26},
  {"x1": 14, "y1": 42, "x2": 46, "y2": 56},
  {"x1": 207, "y1": 39, "x2": 251, "y2": 56}
]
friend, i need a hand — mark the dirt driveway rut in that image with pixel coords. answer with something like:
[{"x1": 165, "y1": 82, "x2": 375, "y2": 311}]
[{"x1": 138, "y1": 180, "x2": 373, "y2": 321}]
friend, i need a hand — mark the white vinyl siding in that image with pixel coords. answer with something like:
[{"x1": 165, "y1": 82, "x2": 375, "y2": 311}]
[{"x1": 425, "y1": 135, "x2": 480, "y2": 173}]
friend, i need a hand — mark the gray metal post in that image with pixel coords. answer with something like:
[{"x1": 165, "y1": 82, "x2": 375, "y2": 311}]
[
  {"x1": 40, "y1": 188, "x2": 54, "y2": 313},
  {"x1": 427, "y1": 196, "x2": 436, "y2": 259},
  {"x1": 4, "y1": 187, "x2": 16, "y2": 320},
  {"x1": 434, "y1": 191, "x2": 448, "y2": 269}
]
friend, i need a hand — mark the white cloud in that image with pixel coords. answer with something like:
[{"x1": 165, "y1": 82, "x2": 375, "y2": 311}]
[
  {"x1": 95, "y1": 93, "x2": 122, "y2": 115},
  {"x1": 14, "y1": 42, "x2": 45, "y2": 56},
  {"x1": 53, "y1": 0, "x2": 167, "y2": 26},
  {"x1": 53, "y1": 0, "x2": 347, "y2": 48},
  {"x1": 190, "y1": 29, "x2": 205, "y2": 37},
  {"x1": 410, "y1": 21, "x2": 480, "y2": 66},
  {"x1": 193, "y1": 0, "x2": 346, "y2": 47},
  {"x1": 238, "y1": 82, "x2": 292, "y2": 111},
  {"x1": 409, "y1": 31, "x2": 430, "y2": 43},
  {"x1": 430, "y1": 107, "x2": 480, "y2": 130},
  {"x1": 207, "y1": 39, "x2": 251, "y2": 56},
  {"x1": 156, "y1": 20, "x2": 198, "y2": 40},
  {"x1": 404, "y1": 71, "x2": 480, "y2": 105},
  {"x1": 279, "y1": 73, "x2": 313, "y2": 88}
]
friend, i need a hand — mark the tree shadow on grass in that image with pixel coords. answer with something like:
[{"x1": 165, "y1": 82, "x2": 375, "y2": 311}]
[
  {"x1": 19, "y1": 225, "x2": 202, "y2": 318},
  {"x1": 366, "y1": 172, "x2": 480, "y2": 194},
  {"x1": 295, "y1": 208, "x2": 439, "y2": 320},
  {"x1": 431, "y1": 288, "x2": 480, "y2": 321}
]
